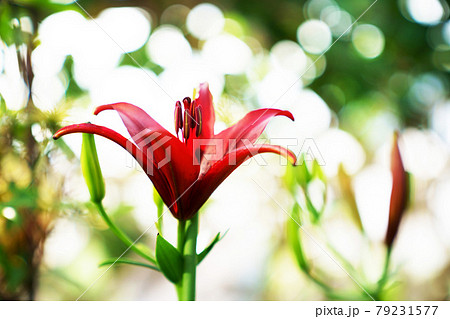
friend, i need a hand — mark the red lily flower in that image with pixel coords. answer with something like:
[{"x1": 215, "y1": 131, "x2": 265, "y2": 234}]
[{"x1": 53, "y1": 83, "x2": 296, "y2": 220}]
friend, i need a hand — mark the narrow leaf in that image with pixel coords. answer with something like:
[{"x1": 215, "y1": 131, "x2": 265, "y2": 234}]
[
  {"x1": 286, "y1": 203, "x2": 309, "y2": 272},
  {"x1": 197, "y1": 231, "x2": 227, "y2": 265},
  {"x1": 284, "y1": 163, "x2": 297, "y2": 195},
  {"x1": 296, "y1": 154, "x2": 311, "y2": 188},
  {"x1": 312, "y1": 160, "x2": 326, "y2": 183},
  {"x1": 99, "y1": 259, "x2": 160, "y2": 272},
  {"x1": 155, "y1": 234, "x2": 183, "y2": 283}
]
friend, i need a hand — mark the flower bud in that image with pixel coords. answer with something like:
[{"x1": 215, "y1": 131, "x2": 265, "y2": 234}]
[
  {"x1": 385, "y1": 132, "x2": 410, "y2": 247},
  {"x1": 81, "y1": 133, "x2": 105, "y2": 203}
]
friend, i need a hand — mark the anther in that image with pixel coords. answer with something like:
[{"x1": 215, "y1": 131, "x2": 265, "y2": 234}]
[
  {"x1": 195, "y1": 106, "x2": 202, "y2": 137},
  {"x1": 174, "y1": 101, "x2": 183, "y2": 135},
  {"x1": 190, "y1": 100, "x2": 197, "y2": 128},
  {"x1": 183, "y1": 97, "x2": 191, "y2": 111}
]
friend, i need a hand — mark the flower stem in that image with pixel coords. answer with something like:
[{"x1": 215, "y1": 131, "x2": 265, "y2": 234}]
[
  {"x1": 175, "y1": 220, "x2": 186, "y2": 299},
  {"x1": 178, "y1": 214, "x2": 198, "y2": 301},
  {"x1": 375, "y1": 246, "x2": 392, "y2": 298},
  {"x1": 93, "y1": 201, "x2": 156, "y2": 264}
]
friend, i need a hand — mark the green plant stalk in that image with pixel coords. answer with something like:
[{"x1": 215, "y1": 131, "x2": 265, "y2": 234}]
[
  {"x1": 375, "y1": 246, "x2": 392, "y2": 298},
  {"x1": 287, "y1": 208, "x2": 331, "y2": 293},
  {"x1": 94, "y1": 201, "x2": 156, "y2": 264},
  {"x1": 287, "y1": 203, "x2": 366, "y2": 299},
  {"x1": 154, "y1": 187, "x2": 164, "y2": 234},
  {"x1": 179, "y1": 214, "x2": 198, "y2": 301},
  {"x1": 175, "y1": 220, "x2": 186, "y2": 299},
  {"x1": 287, "y1": 213, "x2": 309, "y2": 273}
]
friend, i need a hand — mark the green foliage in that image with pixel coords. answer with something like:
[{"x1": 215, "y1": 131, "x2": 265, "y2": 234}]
[
  {"x1": 286, "y1": 203, "x2": 309, "y2": 272},
  {"x1": 284, "y1": 157, "x2": 327, "y2": 224},
  {"x1": 155, "y1": 234, "x2": 183, "y2": 284},
  {"x1": 197, "y1": 232, "x2": 226, "y2": 265},
  {"x1": 99, "y1": 258, "x2": 159, "y2": 272}
]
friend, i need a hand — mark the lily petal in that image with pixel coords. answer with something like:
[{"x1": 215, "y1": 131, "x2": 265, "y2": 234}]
[
  {"x1": 213, "y1": 108, "x2": 294, "y2": 158},
  {"x1": 95, "y1": 103, "x2": 199, "y2": 202},
  {"x1": 53, "y1": 123, "x2": 175, "y2": 209},
  {"x1": 195, "y1": 82, "x2": 215, "y2": 139},
  {"x1": 183, "y1": 144, "x2": 297, "y2": 219}
]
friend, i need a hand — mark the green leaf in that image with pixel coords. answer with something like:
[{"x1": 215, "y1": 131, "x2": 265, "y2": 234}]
[
  {"x1": 155, "y1": 234, "x2": 183, "y2": 283},
  {"x1": 305, "y1": 195, "x2": 320, "y2": 224},
  {"x1": 284, "y1": 163, "x2": 297, "y2": 195},
  {"x1": 286, "y1": 203, "x2": 309, "y2": 272},
  {"x1": 197, "y1": 231, "x2": 227, "y2": 265},
  {"x1": 337, "y1": 164, "x2": 363, "y2": 232},
  {"x1": 296, "y1": 154, "x2": 311, "y2": 188},
  {"x1": 53, "y1": 137, "x2": 76, "y2": 160},
  {"x1": 99, "y1": 258, "x2": 159, "y2": 272},
  {"x1": 312, "y1": 160, "x2": 326, "y2": 184},
  {"x1": 0, "y1": 4, "x2": 14, "y2": 45}
]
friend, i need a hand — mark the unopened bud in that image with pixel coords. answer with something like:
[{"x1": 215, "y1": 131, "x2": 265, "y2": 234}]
[
  {"x1": 81, "y1": 133, "x2": 105, "y2": 203},
  {"x1": 385, "y1": 132, "x2": 410, "y2": 248}
]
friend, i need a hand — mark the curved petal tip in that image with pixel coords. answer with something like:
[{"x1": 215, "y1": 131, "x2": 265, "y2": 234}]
[
  {"x1": 281, "y1": 110, "x2": 295, "y2": 121},
  {"x1": 93, "y1": 103, "x2": 116, "y2": 115}
]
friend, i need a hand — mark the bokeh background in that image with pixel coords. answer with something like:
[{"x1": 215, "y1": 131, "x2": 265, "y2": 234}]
[{"x1": 0, "y1": 0, "x2": 449, "y2": 300}]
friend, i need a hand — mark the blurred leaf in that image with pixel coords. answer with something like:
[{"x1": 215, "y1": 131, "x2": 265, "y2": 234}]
[
  {"x1": 155, "y1": 234, "x2": 183, "y2": 284},
  {"x1": 6, "y1": 257, "x2": 27, "y2": 291},
  {"x1": 2, "y1": 183, "x2": 37, "y2": 211},
  {"x1": 99, "y1": 258, "x2": 159, "y2": 272},
  {"x1": 11, "y1": 0, "x2": 81, "y2": 20},
  {"x1": 53, "y1": 138, "x2": 76, "y2": 160},
  {"x1": 305, "y1": 195, "x2": 320, "y2": 224},
  {"x1": 286, "y1": 203, "x2": 309, "y2": 272},
  {"x1": 338, "y1": 164, "x2": 364, "y2": 232},
  {"x1": 0, "y1": 4, "x2": 14, "y2": 45},
  {"x1": 312, "y1": 160, "x2": 326, "y2": 184},
  {"x1": 61, "y1": 56, "x2": 84, "y2": 98},
  {"x1": 0, "y1": 98, "x2": 7, "y2": 115},
  {"x1": 296, "y1": 155, "x2": 312, "y2": 188},
  {"x1": 284, "y1": 163, "x2": 297, "y2": 195}
]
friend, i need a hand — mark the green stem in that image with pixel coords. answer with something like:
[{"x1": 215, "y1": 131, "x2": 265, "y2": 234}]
[
  {"x1": 93, "y1": 201, "x2": 156, "y2": 264},
  {"x1": 375, "y1": 246, "x2": 392, "y2": 298},
  {"x1": 381, "y1": 246, "x2": 392, "y2": 282},
  {"x1": 177, "y1": 220, "x2": 186, "y2": 253},
  {"x1": 179, "y1": 214, "x2": 198, "y2": 301},
  {"x1": 175, "y1": 220, "x2": 186, "y2": 300}
]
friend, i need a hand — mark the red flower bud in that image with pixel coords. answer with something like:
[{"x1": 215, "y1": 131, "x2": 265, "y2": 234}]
[{"x1": 385, "y1": 132, "x2": 410, "y2": 248}]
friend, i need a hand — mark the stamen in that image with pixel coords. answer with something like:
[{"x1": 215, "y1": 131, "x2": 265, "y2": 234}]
[
  {"x1": 183, "y1": 97, "x2": 191, "y2": 111},
  {"x1": 190, "y1": 100, "x2": 197, "y2": 128},
  {"x1": 183, "y1": 108, "x2": 191, "y2": 140},
  {"x1": 195, "y1": 106, "x2": 202, "y2": 137},
  {"x1": 174, "y1": 101, "x2": 183, "y2": 136}
]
